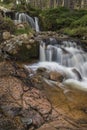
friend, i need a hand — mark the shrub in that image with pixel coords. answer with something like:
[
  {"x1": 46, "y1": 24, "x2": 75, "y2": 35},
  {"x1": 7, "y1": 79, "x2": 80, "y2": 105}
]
[
  {"x1": 15, "y1": 26, "x2": 32, "y2": 35},
  {"x1": 39, "y1": 7, "x2": 87, "y2": 31},
  {"x1": 63, "y1": 27, "x2": 87, "y2": 37},
  {"x1": 71, "y1": 15, "x2": 87, "y2": 27},
  {"x1": 0, "y1": 17, "x2": 15, "y2": 33}
]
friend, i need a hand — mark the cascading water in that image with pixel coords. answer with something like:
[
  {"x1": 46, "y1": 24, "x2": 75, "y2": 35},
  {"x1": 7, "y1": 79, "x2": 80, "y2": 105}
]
[
  {"x1": 15, "y1": 12, "x2": 35, "y2": 29},
  {"x1": 25, "y1": 38, "x2": 87, "y2": 92},
  {"x1": 39, "y1": 39, "x2": 87, "y2": 78},
  {"x1": 15, "y1": 13, "x2": 40, "y2": 32},
  {"x1": 35, "y1": 17, "x2": 40, "y2": 32}
]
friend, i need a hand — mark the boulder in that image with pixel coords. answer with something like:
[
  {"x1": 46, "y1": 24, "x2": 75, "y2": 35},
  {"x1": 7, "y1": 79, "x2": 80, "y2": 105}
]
[
  {"x1": 0, "y1": 34, "x2": 39, "y2": 62},
  {"x1": 2, "y1": 31, "x2": 11, "y2": 40},
  {"x1": 49, "y1": 71, "x2": 64, "y2": 82},
  {"x1": 28, "y1": 32, "x2": 34, "y2": 39},
  {"x1": 29, "y1": 39, "x2": 35, "y2": 44},
  {"x1": 17, "y1": 23, "x2": 25, "y2": 30}
]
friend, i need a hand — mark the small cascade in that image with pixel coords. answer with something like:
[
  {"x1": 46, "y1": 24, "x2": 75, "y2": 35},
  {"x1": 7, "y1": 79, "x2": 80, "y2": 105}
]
[
  {"x1": 15, "y1": 12, "x2": 40, "y2": 31},
  {"x1": 35, "y1": 17, "x2": 40, "y2": 32},
  {"x1": 39, "y1": 39, "x2": 87, "y2": 78},
  {"x1": 25, "y1": 38, "x2": 87, "y2": 92},
  {"x1": 15, "y1": 12, "x2": 35, "y2": 29},
  {"x1": 40, "y1": 41, "x2": 46, "y2": 61}
]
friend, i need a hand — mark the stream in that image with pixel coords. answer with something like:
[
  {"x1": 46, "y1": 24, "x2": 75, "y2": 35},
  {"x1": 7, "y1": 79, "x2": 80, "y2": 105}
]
[{"x1": 25, "y1": 38, "x2": 87, "y2": 92}]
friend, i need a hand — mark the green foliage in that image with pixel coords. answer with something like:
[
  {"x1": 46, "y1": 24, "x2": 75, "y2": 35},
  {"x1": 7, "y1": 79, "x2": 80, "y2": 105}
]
[
  {"x1": 26, "y1": 4, "x2": 41, "y2": 17},
  {"x1": 3, "y1": 0, "x2": 12, "y2": 4},
  {"x1": 0, "y1": 17, "x2": 15, "y2": 33},
  {"x1": 71, "y1": 15, "x2": 87, "y2": 27},
  {"x1": 14, "y1": 3, "x2": 41, "y2": 17},
  {"x1": 39, "y1": 7, "x2": 69, "y2": 30},
  {"x1": 63, "y1": 27, "x2": 87, "y2": 37},
  {"x1": 39, "y1": 7, "x2": 87, "y2": 31},
  {"x1": 15, "y1": 26, "x2": 32, "y2": 35}
]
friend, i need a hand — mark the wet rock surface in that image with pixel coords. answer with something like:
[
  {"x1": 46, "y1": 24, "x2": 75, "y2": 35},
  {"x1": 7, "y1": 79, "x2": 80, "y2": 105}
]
[
  {"x1": 0, "y1": 61, "x2": 87, "y2": 130},
  {"x1": 0, "y1": 61, "x2": 52, "y2": 129}
]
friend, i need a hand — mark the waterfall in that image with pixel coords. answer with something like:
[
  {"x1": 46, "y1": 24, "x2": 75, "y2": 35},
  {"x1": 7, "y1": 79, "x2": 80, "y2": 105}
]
[
  {"x1": 25, "y1": 38, "x2": 87, "y2": 92},
  {"x1": 35, "y1": 17, "x2": 40, "y2": 32},
  {"x1": 15, "y1": 13, "x2": 40, "y2": 32},
  {"x1": 15, "y1": 12, "x2": 35, "y2": 29},
  {"x1": 39, "y1": 39, "x2": 87, "y2": 78},
  {"x1": 40, "y1": 41, "x2": 46, "y2": 61}
]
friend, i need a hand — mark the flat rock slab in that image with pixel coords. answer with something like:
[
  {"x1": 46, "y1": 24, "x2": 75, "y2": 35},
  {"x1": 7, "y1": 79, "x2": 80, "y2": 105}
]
[{"x1": 37, "y1": 127, "x2": 57, "y2": 130}]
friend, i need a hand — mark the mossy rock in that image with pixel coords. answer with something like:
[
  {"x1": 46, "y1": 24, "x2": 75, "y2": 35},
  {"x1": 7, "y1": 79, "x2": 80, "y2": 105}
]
[
  {"x1": 14, "y1": 43, "x2": 39, "y2": 62},
  {"x1": 0, "y1": 17, "x2": 15, "y2": 34}
]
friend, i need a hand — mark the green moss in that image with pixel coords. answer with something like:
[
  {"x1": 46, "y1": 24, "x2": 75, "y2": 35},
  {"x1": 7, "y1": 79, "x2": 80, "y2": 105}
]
[
  {"x1": 14, "y1": 43, "x2": 39, "y2": 62},
  {"x1": 15, "y1": 26, "x2": 32, "y2": 35},
  {"x1": 0, "y1": 17, "x2": 16, "y2": 33}
]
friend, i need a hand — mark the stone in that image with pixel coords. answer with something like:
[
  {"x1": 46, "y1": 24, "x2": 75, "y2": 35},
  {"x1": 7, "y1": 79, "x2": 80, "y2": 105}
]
[
  {"x1": 26, "y1": 45, "x2": 31, "y2": 49},
  {"x1": 0, "y1": 61, "x2": 87, "y2": 130},
  {"x1": 49, "y1": 71, "x2": 64, "y2": 82},
  {"x1": 29, "y1": 39, "x2": 35, "y2": 44},
  {"x1": 3, "y1": 31, "x2": 11, "y2": 40},
  {"x1": 17, "y1": 23, "x2": 25, "y2": 30},
  {"x1": 21, "y1": 33, "x2": 28, "y2": 40},
  {"x1": 37, "y1": 127, "x2": 57, "y2": 130},
  {"x1": 0, "y1": 116, "x2": 24, "y2": 130},
  {"x1": 17, "y1": 41, "x2": 23, "y2": 46},
  {"x1": 28, "y1": 32, "x2": 34, "y2": 39},
  {"x1": 23, "y1": 88, "x2": 52, "y2": 117},
  {"x1": 37, "y1": 67, "x2": 47, "y2": 73},
  {"x1": 0, "y1": 34, "x2": 39, "y2": 62},
  {"x1": 36, "y1": 67, "x2": 50, "y2": 79}
]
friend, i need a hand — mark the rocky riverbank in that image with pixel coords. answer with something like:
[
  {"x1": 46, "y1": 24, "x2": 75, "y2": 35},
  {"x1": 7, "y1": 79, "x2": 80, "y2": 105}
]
[
  {"x1": 0, "y1": 30, "x2": 87, "y2": 63},
  {"x1": 0, "y1": 28, "x2": 87, "y2": 130},
  {"x1": 0, "y1": 3, "x2": 87, "y2": 130},
  {"x1": 0, "y1": 61, "x2": 87, "y2": 130}
]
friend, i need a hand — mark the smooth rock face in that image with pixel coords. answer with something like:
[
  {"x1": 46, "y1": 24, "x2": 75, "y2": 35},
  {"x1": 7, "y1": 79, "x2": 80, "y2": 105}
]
[
  {"x1": 0, "y1": 62, "x2": 52, "y2": 129},
  {"x1": 0, "y1": 61, "x2": 87, "y2": 130}
]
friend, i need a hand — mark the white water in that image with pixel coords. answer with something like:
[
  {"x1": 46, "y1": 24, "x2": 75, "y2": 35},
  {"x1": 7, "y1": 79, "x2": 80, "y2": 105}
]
[
  {"x1": 15, "y1": 13, "x2": 40, "y2": 32},
  {"x1": 15, "y1": 12, "x2": 35, "y2": 29},
  {"x1": 35, "y1": 17, "x2": 40, "y2": 32},
  {"x1": 25, "y1": 39, "x2": 87, "y2": 92},
  {"x1": 39, "y1": 39, "x2": 87, "y2": 78}
]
